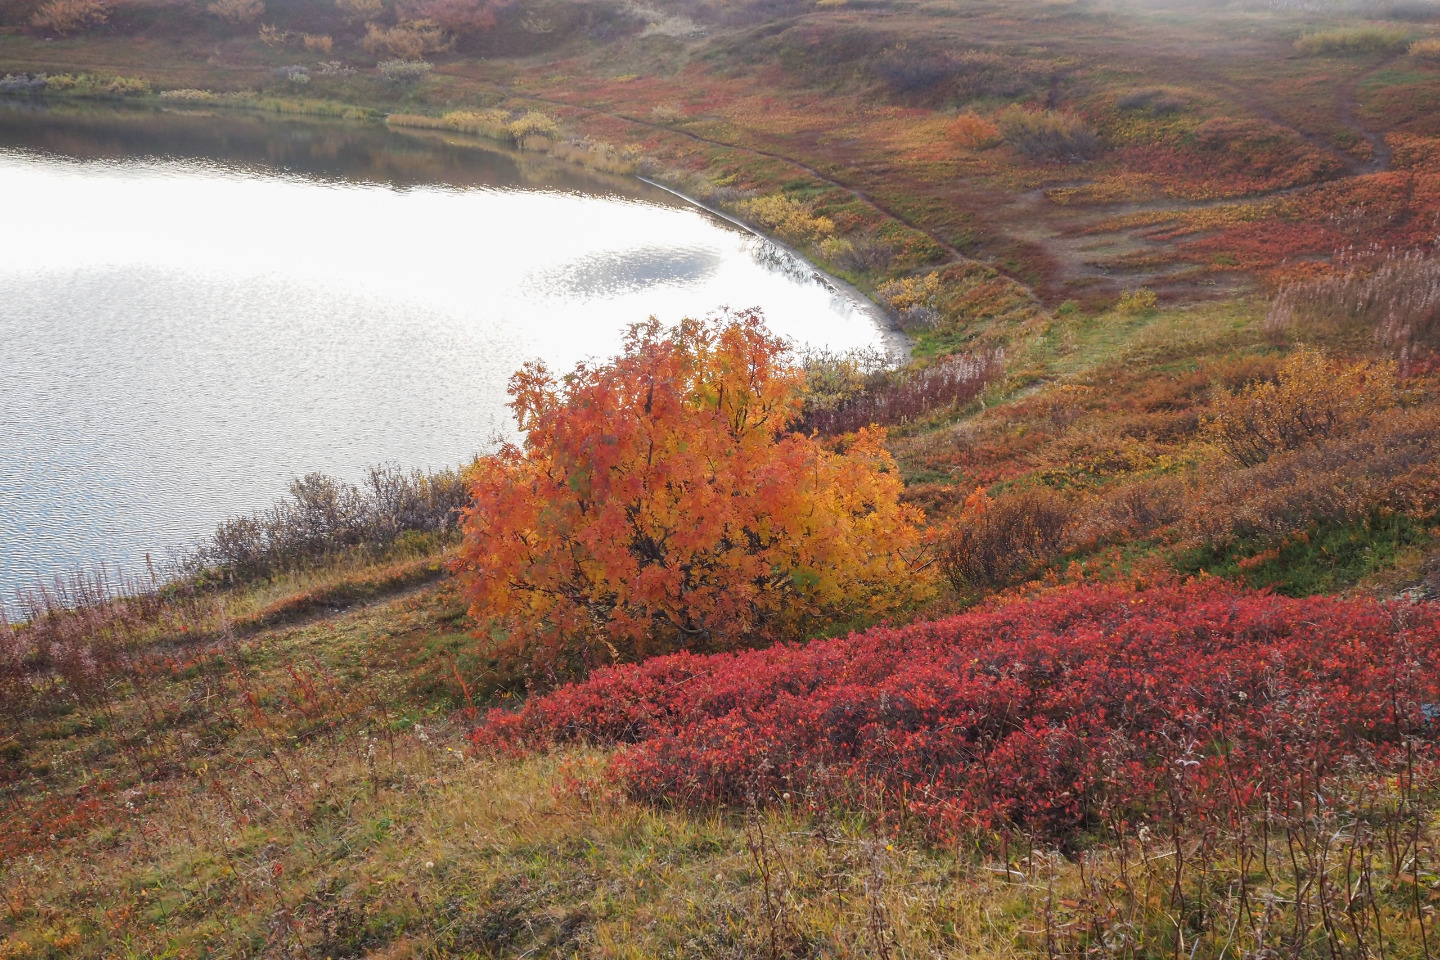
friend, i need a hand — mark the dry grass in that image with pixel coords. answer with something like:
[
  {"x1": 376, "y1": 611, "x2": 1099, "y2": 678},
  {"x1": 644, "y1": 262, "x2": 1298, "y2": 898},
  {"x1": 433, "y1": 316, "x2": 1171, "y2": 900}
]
[
  {"x1": 1267, "y1": 252, "x2": 1440, "y2": 364},
  {"x1": 6, "y1": 568, "x2": 1440, "y2": 958},
  {"x1": 996, "y1": 106, "x2": 1100, "y2": 164},
  {"x1": 1294, "y1": 26, "x2": 1412, "y2": 55}
]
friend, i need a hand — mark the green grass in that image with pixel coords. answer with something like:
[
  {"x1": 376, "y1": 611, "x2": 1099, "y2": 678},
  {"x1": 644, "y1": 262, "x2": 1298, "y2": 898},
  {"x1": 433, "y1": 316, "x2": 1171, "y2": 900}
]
[{"x1": 1179, "y1": 512, "x2": 1432, "y2": 596}]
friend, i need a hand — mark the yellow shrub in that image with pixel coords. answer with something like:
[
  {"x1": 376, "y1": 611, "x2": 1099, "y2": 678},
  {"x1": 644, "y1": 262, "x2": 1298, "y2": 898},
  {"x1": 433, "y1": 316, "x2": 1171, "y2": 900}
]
[
  {"x1": 738, "y1": 194, "x2": 836, "y2": 245},
  {"x1": 875, "y1": 272, "x2": 942, "y2": 313},
  {"x1": 362, "y1": 20, "x2": 450, "y2": 58},
  {"x1": 1116, "y1": 287, "x2": 1158, "y2": 314},
  {"x1": 508, "y1": 111, "x2": 559, "y2": 142},
  {"x1": 302, "y1": 33, "x2": 334, "y2": 53},
  {"x1": 1203, "y1": 346, "x2": 1398, "y2": 466}
]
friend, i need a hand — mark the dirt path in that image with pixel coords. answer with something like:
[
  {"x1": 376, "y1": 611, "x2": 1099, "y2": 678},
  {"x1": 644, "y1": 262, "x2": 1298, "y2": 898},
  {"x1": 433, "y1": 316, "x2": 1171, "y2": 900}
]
[{"x1": 1337, "y1": 57, "x2": 1397, "y2": 173}]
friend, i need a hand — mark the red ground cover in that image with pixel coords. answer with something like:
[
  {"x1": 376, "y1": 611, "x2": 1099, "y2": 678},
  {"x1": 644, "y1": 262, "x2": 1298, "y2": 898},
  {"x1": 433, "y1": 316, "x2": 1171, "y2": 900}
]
[{"x1": 474, "y1": 582, "x2": 1440, "y2": 843}]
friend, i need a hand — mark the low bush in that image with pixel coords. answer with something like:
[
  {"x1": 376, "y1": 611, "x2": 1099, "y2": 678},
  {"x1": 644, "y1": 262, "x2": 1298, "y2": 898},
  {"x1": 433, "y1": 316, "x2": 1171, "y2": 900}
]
[
  {"x1": 949, "y1": 111, "x2": 1002, "y2": 149},
  {"x1": 801, "y1": 351, "x2": 1003, "y2": 435},
  {"x1": 935, "y1": 486, "x2": 1073, "y2": 595},
  {"x1": 186, "y1": 464, "x2": 470, "y2": 582},
  {"x1": 737, "y1": 194, "x2": 836, "y2": 246},
  {"x1": 1115, "y1": 286, "x2": 1158, "y2": 314},
  {"x1": 1203, "y1": 346, "x2": 1397, "y2": 466},
  {"x1": 1409, "y1": 36, "x2": 1440, "y2": 58},
  {"x1": 818, "y1": 233, "x2": 898, "y2": 275},
  {"x1": 274, "y1": 65, "x2": 310, "y2": 84},
  {"x1": 376, "y1": 58, "x2": 434, "y2": 84},
  {"x1": 507, "y1": 110, "x2": 559, "y2": 142},
  {"x1": 364, "y1": 21, "x2": 451, "y2": 59},
  {"x1": 875, "y1": 271, "x2": 943, "y2": 329},
  {"x1": 0, "y1": 73, "x2": 49, "y2": 92},
  {"x1": 207, "y1": 0, "x2": 263, "y2": 24},
  {"x1": 1115, "y1": 88, "x2": 1186, "y2": 114},
  {"x1": 403, "y1": 0, "x2": 507, "y2": 34},
  {"x1": 874, "y1": 47, "x2": 1044, "y2": 105},
  {"x1": 159, "y1": 87, "x2": 220, "y2": 100},
  {"x1": 30, "y1": 0, "x2": 107, "y2": 35},
  {"x1": 798, "y1": 346, "x2": 891, "y2": 412},
  {"x1": 477, "y1": 581, "x2": 1440, "y2": 847},
  {"x1": 42, "y1": 72, "x2": 151, "y2": 96},
  {"x1": 996, "y1": 106, "x2": 1100, "y2": 163},
  {"x1": 1071, "y1": 474, "x2": 1186, "y2": 547},
  {"x1": 1186, "y1": 403, "x2": 1440, "y2": 552},
  {"x1": 1295, "y1": 26, "x2": 1411, "y2": 55},
  {"x1": 301, "y1": 33, "x2": 334, "y2": 53}
]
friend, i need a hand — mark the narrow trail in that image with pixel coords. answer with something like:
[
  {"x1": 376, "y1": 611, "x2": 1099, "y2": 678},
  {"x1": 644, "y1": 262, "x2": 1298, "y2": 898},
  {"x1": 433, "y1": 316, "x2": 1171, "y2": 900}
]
[
  {"x1": 1203, "y1": 57, "x2": 1397, "y2": 177},
  {"x1": 1337, "y1": 56, "x2": 1398, "y2": 174}
]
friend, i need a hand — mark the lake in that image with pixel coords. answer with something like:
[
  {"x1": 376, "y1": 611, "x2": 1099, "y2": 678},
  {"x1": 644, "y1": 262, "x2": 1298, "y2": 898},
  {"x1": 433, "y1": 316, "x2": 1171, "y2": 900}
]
[{"x1": 0, "y1": 102, "x2": 898, "y2": 599}]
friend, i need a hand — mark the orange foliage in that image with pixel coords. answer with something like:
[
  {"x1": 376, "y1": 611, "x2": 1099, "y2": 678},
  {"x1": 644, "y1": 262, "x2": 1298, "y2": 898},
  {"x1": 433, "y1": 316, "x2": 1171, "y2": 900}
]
[
  {"x1": 949, "y1": 111, "x2": 1001, "y2": 150},
  {"x1": 456, "y1": 313, "x2": 928, "y2": 683}
]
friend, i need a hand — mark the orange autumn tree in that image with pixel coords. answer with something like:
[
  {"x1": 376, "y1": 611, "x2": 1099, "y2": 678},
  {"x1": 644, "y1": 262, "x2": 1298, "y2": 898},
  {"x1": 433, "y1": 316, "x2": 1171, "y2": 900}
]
[{"x1": 457, "y1": 312, "x2": 928, "y2": 682}]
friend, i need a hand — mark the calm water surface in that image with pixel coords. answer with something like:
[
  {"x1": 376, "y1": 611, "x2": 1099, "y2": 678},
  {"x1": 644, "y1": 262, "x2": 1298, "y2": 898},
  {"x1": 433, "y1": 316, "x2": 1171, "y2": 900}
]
[{"x1": 0, "y1": 104, "x2": 897, "y2": 598}]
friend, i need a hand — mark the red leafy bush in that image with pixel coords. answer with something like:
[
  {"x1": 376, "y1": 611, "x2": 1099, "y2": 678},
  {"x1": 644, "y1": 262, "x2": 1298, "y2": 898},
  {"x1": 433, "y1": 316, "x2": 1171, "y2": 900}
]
[{"x1": 475, "y1": 582, "x2": 1440, "y2": 845}]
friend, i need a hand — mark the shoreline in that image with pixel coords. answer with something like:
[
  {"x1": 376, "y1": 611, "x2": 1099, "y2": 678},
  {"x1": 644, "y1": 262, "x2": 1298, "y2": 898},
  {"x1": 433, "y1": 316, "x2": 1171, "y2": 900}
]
[{"x1": 636, "y1": 175, "x2": 913, "y2": 362}]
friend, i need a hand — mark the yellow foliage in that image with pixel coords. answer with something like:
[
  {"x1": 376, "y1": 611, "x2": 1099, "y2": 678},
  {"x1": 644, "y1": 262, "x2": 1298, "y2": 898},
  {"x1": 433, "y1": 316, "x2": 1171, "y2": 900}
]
[
  {"x1": 508, "y1": 111, "x2": 560, "y2": 142},
  {"x1": 1409, "y1": 37, "x2": 1440, "y2": 59},
  {"x1": 362, "y1": 20, "x2": 450, "y2": 58},
  {"x1": 302, "y1": 33, "x2": 334, "y2": 53},
  {"x1": 1116, "y1": 287, "x2": 1158, "y2": 314},
  {"x1": 738, "y1": 194, "x2": 836, "y2": 245},
  {"x1": 875, "y1": 272, "x2": 943, "y2": 313},
  {"x1": 1203, "y1": 346, "x2": 1398, "y2": 466},
  {"x1": 441, "y1": 108, "x2": 512, "y2": 138}
]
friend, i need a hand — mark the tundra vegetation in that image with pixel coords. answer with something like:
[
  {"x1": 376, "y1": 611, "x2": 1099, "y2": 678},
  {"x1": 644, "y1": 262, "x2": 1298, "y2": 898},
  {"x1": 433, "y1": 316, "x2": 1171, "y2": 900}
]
[{"x1": 7, "y1": 0, "x2": 1440, "y2": 953}]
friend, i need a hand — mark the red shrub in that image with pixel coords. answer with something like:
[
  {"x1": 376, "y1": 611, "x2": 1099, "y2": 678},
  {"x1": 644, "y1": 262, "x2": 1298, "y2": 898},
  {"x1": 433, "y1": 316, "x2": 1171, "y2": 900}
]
[{"x1": 476, "y1": 582, "x2": 1440, "y2": 845}]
